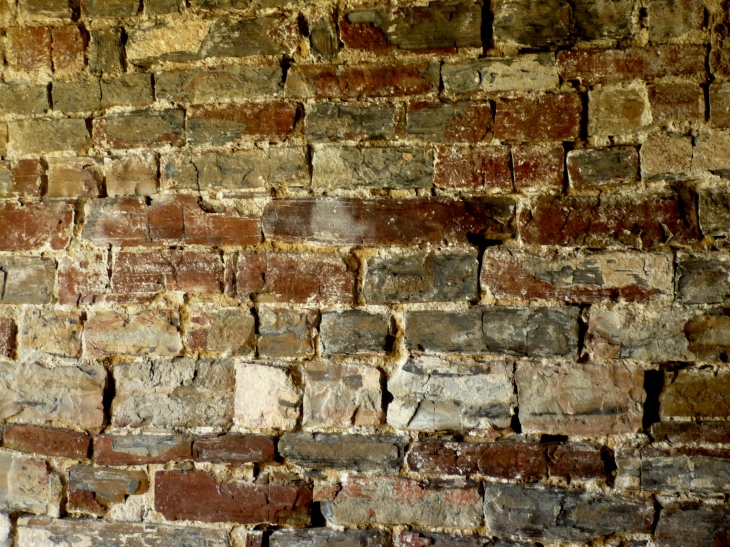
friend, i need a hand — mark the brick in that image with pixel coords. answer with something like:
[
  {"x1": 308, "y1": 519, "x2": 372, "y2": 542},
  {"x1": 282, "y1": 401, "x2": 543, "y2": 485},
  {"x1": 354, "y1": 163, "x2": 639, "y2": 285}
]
[
  {"x1": 18, "y1": 309, "x2": 82, "y2": 360},
  {"x1": 655, "y1": 505, "x2": 730, "y2": 547},
  {"x1": 519, "y1": 190, "x2": 700, "y2": 248},
  {"x1": 156, "y1": 66, "x2": 283, "y2": 103},
  {"x1": 0, "y1": 160, "x2": 43, "y2": 199},
  {"x1": 67, "y1": 465, "x2": 147, "y2": 515},
  {"x1": 93, "y1": 109, "x2": 185, "y2": 149},
  {"x1": 641, "y1": 134, "x2": 693, "y2": 180},
  {"x1": 303, "y1": 360, "x2": 382, "y2": 428},
  {"x1": 388, "y1": 357, "x2": 514, "y2": 432},
  {"x1": 323, "y1": 477, "x2": 482, "y2": 528},
  {"x1": 236, "y1": 253, "x2": 355, "y2": 305},
  {"x1": 548, "y1": 443, "x2": 610, "y2": 480},
  {"x1": 5, "y1": 27, "x2": 52, "y2": 83},
  {"x1": 193, "y1": 435, "x2": 275, "y2": 464},
  {"x1": 94, "y1": 435, "x2": 192, "y2": 465},
  {"x1": 263, "y1": 197, "x2": 515, "y2": 246},
  {"x1": 484, "y1": 483, "x2": 653, "y2": 542},
  {"x1": 309, "y1": 17, "x2": 338, "y2": 59},
  {"x1": 286, "y1": 63, "x2": 440, "y2": 99},
  {"x1": 344, "y1": 1, "x2": 482, "y2": 51},
  {"x1": 83, "y1": 195, "x2": 262, "y2": 247},
  {"x1": 258, "y1": 308, "x2": 316, "y2": 359},
  {"x1": 89, "y1": 28, "x2": 124, "y2": 77},
  {"x1": 320, "y1": 310, "x2": 390, "y2": 356},
  {"x1": 406, "y1": 306, "x2": 580, "y2": 357},
  {"x1": 649, "y1": 82, "x2": 704, "y2": 124},
  {"x1": 406, "y1": 102, "x2": 492, "y2": 142},
  {"x1": 186, "y1": 103, "x2": 296, "y2": 146},
  {"x1": 3, "y1": 425, "x2": 90, "y2": 459},
  {"x1": 693, "y1": 134, "x2": 730, "y2": 174},
  {"x1": 0, "y1": 361, "x2": 105, "y2": 428},
  {"x1": 85, "y1": 0, "x2": 139, "y2": 17},
  {"x1": 100, "y1": 74, "x2": 154, "y2": 108},
  {"x1": 443, "y1": 54, "x2": 559, "y2": 94},
  {"x1": 313, "y1": 146, "x2": 433, "y2": 190},
  {"x1": 52, "y1": 80, "x2": 102, "y2": 112},
  {"x1": 558, "y1": 46, "x2": 707, "y2": 85},
  {"x1": 155, "y1": 470, "x2": 311, "y2": 525},
  {"x1": 649, "y1": 0, "x2": 705, "y2": 41},
  {"x1": 0, "y1": 83, "x2": 48, "y2": 115},
  {"x1": 57, "y1": 250, "x2": 109, "y2": 306},
  {"x1": 0, "y1": 452, "x2": 59, "y2": 515},
  {"x1": 19, "y1": 0, "x2": 71, "y2": 18},
  {"x1": 338, "y1": 9, "x2": 396, "y2": 54},
  {"x1": 434, "y1": 145, "x2": 512, "y2": 191},
  {"x1": 105, "y1": 154, "x2": 158, "y2": 196},
  {"x1": 186, "y1": 306, "x2": 255, "y2": 356},
  {"x1": 0, "y1": 256, "x2": 55, "y2": 304},
  {"x1": 16, "y1": 517, "x2": 230, "y2": 547},
  {"x1": 512, "y1": 145, "x2": 564, "y2": 191},
  {"x1": 280, "y1": 433, "x2": 406, "y2": 472},
  {"x1": 494, "y1": 94, "x2": 582, "y2": 141},
  {"x1": 272, "y1": 529, "x2": 389, "y2": 547},
  {"x1": 659, "y1": 367, "x2": 730, "y2": 420},
  {"x1": 85, "y1": 308, "x2": 182, "y2": 358},
  {"x1": 482, "y1": 248, "x2": 674, "y2": 304},
  {"x1": 364, "y1": 249, "x2": 478, "y2": 304},
  {"x1": 0, "y1": 202, "x2": 73, "y2": 251},
  {"x1": 9, "y1": 119, "x2": 91, "y2": 154},
  {"x1": 46, "y1": 157, "x2": 102, "y2": 198},
  {"x1": 52, "y1": 26, "x2": 85, "y2": 79},
  {"x1": 305, "y1": 104, "x2": 396, "y2": 142},
  {"x1": 113, "y1": 358, "x2": 234, "y2": 429},
  {"x1": 589, "y1": 84, "x2": 652, "y2": 136},
  {"x1": 0, "y1": 318, "x2": 13, "y2": 359},
  {"x1": 235, "y1": 363, "x2": 300, "y2": 430},
  {"x1": 677, "y1": 252, "x2": 730, "y2": 304},
  {"x1": 651, "y1": 421, "x2": 730, "y2": 443},
  {"x1": 567, "y1": 146, "x2": 639, "y2": 188},
  {"x1": 516, "y1": 362, "x2": 645, "y2": 436}
]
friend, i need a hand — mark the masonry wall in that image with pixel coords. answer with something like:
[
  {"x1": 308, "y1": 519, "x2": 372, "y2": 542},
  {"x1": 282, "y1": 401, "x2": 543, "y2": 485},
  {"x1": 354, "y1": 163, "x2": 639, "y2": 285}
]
[{"x1": 0, "y1": 0, "x2": 727, "y2": 545}]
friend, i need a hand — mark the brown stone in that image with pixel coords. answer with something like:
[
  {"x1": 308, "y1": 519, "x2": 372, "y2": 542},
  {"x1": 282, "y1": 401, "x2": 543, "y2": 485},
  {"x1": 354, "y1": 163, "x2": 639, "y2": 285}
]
[
  {"x1": 93, "y1": 110, "x2": 185, "y2": 149},
  {"x1": 186, "y1": 103, "x2": 297, "y2": 146},
  {"x1": 20, "y1": 0, "x2": 72, "y2": 18},
  {"x1": 567, "y1": 146, "x2": 639, "y2": 188},
  {"x1": 512, "y1": 145, "x2": 564, "y2": 191},
  {"x1": 8, "y1": 119, "x2": 91, "y2": 155},
  {"x1": 3, "y1": 425, "x2": 91, "y2": 459},
  {"x1": 649, "y1": 82, "x2": 704, "y2": 124},
  {"x1": 0, "y1": 318, "x2": 13, "y2": 359},
  {"x1": 67, "y1": 465, "x2": 148, "y2": 515},
  {"x1": 46, "y1": 157, "x2": 103, "y2": 198},
  {"x1": 186, "y1": 306, "x2": 256, "y2": 356},
  {"x1": 89, "y1": 28, "x2": 124, "y2": 77},
  {"x1": 0, "y1": 256, "x2": 56, "y2": 304},
  {"x1": 434, "y1": 145, "x2": 512, "y2": 191},
  {"x1": 494, "y1": 94, "x2": 582, "y2": 141},
  {"x1": 52, "y1": 26, "x2": 85, "y2": 79},
  {"x1": 5, "y1": 27, "x2": 52, "y2": 83},
  {"x1": 193, "y1": 435, "x2": 275, "y2": 463},
  {"x1": 105, "y1": 154, "x2": 158, "y2": 197},
  {"x1": 18, "y1": 309, "x2": 83, "y2": 360},
  {"x1": 659, "y1": 367, "x2": 730, "y2": 420},
  {"x1": 85, "y1": 0, "x2": 139, "y2": 17},
  {"x1": 52, "y1": 81, "x2": 102, "y2": 112},
  {"x1": 711, "y1": 82, "x2": 730, "y2": 128},
  {"x1": 257, "y1": 308, "x2": 316, "y2": 359},
  {"x1": 589, "y1": 85, "x2": 652, "y2": 136},
  {"x1": 0, "y1": 160, "x2": 43, "y2": 199},
  {"x1": 57, "y1": 251, "x2": 110, "y2": 306},
  {"x1": 406, "y1": 101, "x2": 492, "y2": 142},
  {"x1": 94, "y1": 435, "x2": 192, "y2": 466},
  {"x1": 0, "y1": 84, "x2": 48, "y2": 116},
  {"x1": 641, "y1": 134, "x2": 693, "y2": 181},
  {"x1": 651, "y1": 421, "x2": 730, "y2": 444},
  {"x1": 649, "y1": 0, "x2": 705, "y2": 41},
  {"x1": 101, "y1": 74, "x2": 154, "y2": 108}
]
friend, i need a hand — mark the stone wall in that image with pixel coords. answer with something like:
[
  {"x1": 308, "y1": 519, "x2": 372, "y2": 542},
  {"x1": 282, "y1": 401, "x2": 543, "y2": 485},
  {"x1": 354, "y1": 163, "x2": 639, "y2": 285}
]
[{"x1": 0, "y1": 0, "x2": 727, "y2": 545}]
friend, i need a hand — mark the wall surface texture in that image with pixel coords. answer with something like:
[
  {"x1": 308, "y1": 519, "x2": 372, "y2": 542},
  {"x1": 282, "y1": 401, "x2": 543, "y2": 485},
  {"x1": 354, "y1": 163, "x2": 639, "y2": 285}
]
[{"x1": 0, "y1": 0, "x2": 728, "y2": 545}]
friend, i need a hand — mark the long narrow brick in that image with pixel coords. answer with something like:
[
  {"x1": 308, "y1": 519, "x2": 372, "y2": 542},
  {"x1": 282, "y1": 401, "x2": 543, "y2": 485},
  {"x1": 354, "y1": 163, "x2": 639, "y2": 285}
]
[
  {"x1": 94, "y1": 435, "x2": 192, "y2": 466},
  {"x1": 9, "y1": 119, "x2": 91, "y2": 154},
  {"x1": 186, "y1": 103, "x2": 297, "y2": 146},
  {"x1": 443, "y1": 54, "x2": 559, "y2": 94},
  {"x1": 3, "y1": 425, "x2": 91, "y2": 460},
  {"x1": 156, "y1": 66, "x2": 283, "y2": 103},
  {"x1": 655, "y1": 505, "x2": 730, "y2": 547}
]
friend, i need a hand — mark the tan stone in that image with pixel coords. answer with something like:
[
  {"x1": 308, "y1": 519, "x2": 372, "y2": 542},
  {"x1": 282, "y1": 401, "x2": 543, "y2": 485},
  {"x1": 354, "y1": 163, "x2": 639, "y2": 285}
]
[
  {"x1": 84, "y1": 309, "x2": 182, "y2": 358},
  {"x1": 235, "y1": 363, "x2": 300, "y2": 431},
  {"x1": 0, "y1": 452, "x2": 61, "y2": 516},
  {"x1": 46, "y1": 157, "x2": 103, "y2": 198},
  {"x1": 641, "y1": 134, "x2": 693, "y2": 181},
  {"x1": 104, "y1": 154, "x2": 158, "y2": 197},
  {"x1": 589, "y1": 84, "x2": 652, "y2": 136},
  {"x1": 18, "y1": 309, "x2": 83, "y2": 360}
]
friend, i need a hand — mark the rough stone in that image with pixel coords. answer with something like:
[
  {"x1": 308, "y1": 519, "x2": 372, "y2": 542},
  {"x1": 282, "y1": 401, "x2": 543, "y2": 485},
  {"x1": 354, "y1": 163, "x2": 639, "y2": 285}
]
[
  {"x1": 94, "y1": 435, "x2": 192, "y2": 465},
  {"x1": 699, "y1": 186, "x2": 730, "y2": 237},
  {"x1": 84, "y1": 308, "x2": 182, "y2": 358},
  {"x1": 89, "y1": 28, "x2": 125, "y2": 77},
  {"x1": 57, "y1": 250, "x2": 110, "y2": 306},
  {"x1": 434, "y1": 145, "x2": 512, "y2": 191},
  {"x1": 641, "y1": 134, "x2": 693, "y2": 180},
  {"x1": 649, "y1": 0, "x2": 705, "y2": 41},
  {"x1": 651, "y1": 421, "x2": 730, "y2": 443},
  {"x1": 3, "y1": 425, "x2": 90, "y2": 460},
  {"x1": 258, "y1": 308, "x2": 316, "y2": 359},
  {"x1": 52, "y1": 80, "x2": 101, "y2": 112},
  {"x1": 93, "y1": 110, "x2": 185, "y2": 149},
  {"x1": 186, "y1": 103, "x2": 297, "y2": 146},
  {"x1": 694, "y1": 134, "x2": 730, "y2": 175},
  {"x1": 18, "y1": 309, "x2": 82, "y2": 360},
  {"x1": 320, "y1": 310, "x2": 390, "y2": 355},
  {"x1": 0, "y1": 160, "x2": 43, "y2": 199},
  {"x1": 8, "y1": 119, "x2": 91, "y2": 155},
  {"x1": 46, "y1": 157, "x2": 103, "y2": 198},
  {"x1": 443, "y1": 54, "x2": 559, "y2": 94},
  {"x1": 494, "y1": 94, "x2": 582, "y2": 141},
  {"x1": 511, "y1": 144, "x2": 564, "y2": 191},
  {"x1": 589, "y1": 85, "x2": 652, "y2": 136},
  {"x1": 659, "y1": 367, "x2": 730, "y2": 420},
  {"x1": 406, "y1": 102, "x2": 492, "y2": 142},
  {"x1": 309, "y1": 17, "x2": 338, "y2": 59},
  {"x1": 105, "y1": 154, "x2": 158, "y2": 197},
  {"x1": 235, "y1": 363, "x2": 300, "y2": 430},
  {"x1": 567, "y1": 147, "x2": 639, "y2": 188},
  {"x1": 0, "y1": 319, "x2": 13, "y2": 359},
  {"x1": 0, "y1": 84, "x2": 48, "y2": 115},
  {"x1": 0, "y1": 256, "x2": 55, "y2": 304},
  {"x1": 306, "y1": 104, "x2": 394, "y2": 143},
  {"x1": 85, "y1": 0, "x2": 139, "y2": 16},
  {"x1": 655, "y1": 505, "x2": 730, "y2": 547},
  {"x1": 186, "y1": 306, "x2": 256, "y2": 356},
  {"x1": 156, "y1": 66, "x2": 283, "y2": 103},
  {"x1": 52, "y1": 26, "x2": 85, "y2": 79},
  {"x1": 397, "y1": 532, "x2": 509, "y2": 547},
  {"x1": 19, "y1": 0, "x2": 71, "y2": 18},
  {"x1": 649, "y1": 82, "x2": 705, "y2": 124},
  {"x1": 676, "y1": 252, "x2": 730, "y2": 304},
  {"x1": 67, "y1": 465, "x2": 147, "y2": 515},
  {"x1": 192, "y1": 435, "x2": 275, "y2": 464},
  {"x1": 5, "y1": 27, "x2": 52, "y2": 83},
  {"x1": 0, "y1": 452, "x2": 59, "y2": 515},
  {"x1": 272, "y1": 529, "x2": 390, "y2": 547},
  {"x1": 101, "y1": 74, "x2": 154, "y2": 108}
]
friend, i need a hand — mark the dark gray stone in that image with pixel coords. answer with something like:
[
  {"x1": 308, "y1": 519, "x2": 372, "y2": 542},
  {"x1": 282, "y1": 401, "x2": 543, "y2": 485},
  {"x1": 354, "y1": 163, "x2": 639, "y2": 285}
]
[
  {"x1": 405, "y1": 101, "x2": 492, "y2": 142},
  {"x1": 271, "y1": 529, "x2": 389, "y2": 547},
  {"x1": 398, "y1": 532, "x2": 528, "y2": 547},
  {"x1": 406, "y1": 308, "x2": 485, "y2": 353},
  {"x1": 364, "y1": 250, "x2": 478, "y2": 304},
  {"x1": 677, "y1": 253, "x2": 730, "y2": 304},
  {"x1": 320, "y1": 310, "x2": 390, "y2": 355},
  {"x1": 67, "y1": 465, "x2": 147, "y2": 503},
  {"x1": 567, "y1": 147, "x2": 639, "y2": 188},
  {"x1": 279, "y1": 433, "x2": 407, "y2": 472},
  {"x1": 656, "y1": 505, "x2": 730, "y2": 547},
  {"x1": 155, "y1": 66, "x2": 282, "y2": 103},
  {"x1": 309, "y1": 17, "x2": 339, "y2": 59},
  {"x1": 635, "y1": 448, "x2": 730, "y2": 493},
  {"x1": 442, "y1": 54, "x2": 559, "y2": 94},
  {"x1": 305, "y1": 104, "x2": 396, "y2": 142},
  {"x1": 257, "y1": 308, "x2": 316, "y2": 359},
  {"x1": 89, "y1": 28, "x2": 124, "y2": 77},
  {"x1": 52, "y1": 81, "x2": 101, "y2": 113},
  {"x1": 699, "y1": 186, "x2": 730, "y2": 237},
  {"x1": 204, "y1": 16, "x2": 295, "y2": 57}
]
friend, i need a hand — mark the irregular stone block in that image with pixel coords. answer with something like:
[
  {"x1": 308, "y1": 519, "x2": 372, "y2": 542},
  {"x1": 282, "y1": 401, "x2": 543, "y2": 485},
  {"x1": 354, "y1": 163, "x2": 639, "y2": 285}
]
[
  {"x1": 94, "y1": 435, "x2": 192, "y2": 466},
  {"x1": 0, "y1": 452, "x2": 60, "y2": 515},
  {"x1": 699, "y1": 185, "x2": 730, "y2": 237},
  {"x1": 89, "y1": 28, "x2": 124, "y2": 77},
  {"x1": 18, "y1": 309, "x2": 82, "y2": 360},
  {"x1": 434, "y1": 145, "x2": 512, "y2": 191},
  {"x1": 5, "y1": 26, "x2": 52, "y2": 83},
  {"x1": 67, "y1": 465, "x2": 147, "y2": 515},
  {"x1": 443, "y1": 54, "x2": 559, "y2": 94},
  {"x1": 192, "y1": 435, "x2": 275, "y2": 464},
  {"x1": 235, "y1": 363, "x2": 300, "y2": 430},
  {"x1": 649, "y1": 82, "x2": 704, "y2": 124},
  {"x1": 677, "y1": 252, "x2": 730, "y2": 304},
  {"x1": 3, "y1": 425, "x2": 90, "y2": 460},
  {"x1": 52, "y1": 26, "x2": 85, "y2": 79},
  {"x1": 0, "y1": 256, "x2": 55, "y2": 304},
  {"x1": 8, "y1": 119, "x2": 90, "y2": 155},
  {"x1": 272, "y1": 529, "x2": 389, "y2": 547},
  {"x1": 156, "y1": 66, "x2": 282, "y2": 103},
  {"x1": 651, "y1": 421, "x2": 730, "y2": 444},
  {"x1": 397, "y1": 532, "x2": 506, "y2": 547},
  {"x1": 589, "y1": 85, "x2": 652, "y2": 136},
  {"x1": 649, "y1": 0, "x2": 704, "y2": 41},
  {"x1": 85, "y1": 0, "x2": 138, "y2": 17},
  {"x1": 105, "y1": 154, "x2": 158, "y2": 197},
  {"x1": 186, "y1": 306, "x2": 255, "y2": 356},
  {"x1": 305, "y1": 104, "x2": 395, "y2": 142},
  {"x1": 320, "y1": 310, "x2": 390, "y2": 355},
  {"x1": 19, "y1": 0, "x2": 71, "y2": 18},
  {"x1": 85, "y1": 309, "x2": 182, "y2": 358},
  {"x1": 258, "y1": 308, "x2": 316, "y2": 359},
  {"x1": 0, "y1": 83, "x2": 49, "y2": 115},
  {"x1": 494, "y1": 94, "x2": 582, "y2": 141},
  {"x1": 567, "y1": 146, "x2": 639, "y2": 188},
  {"x1": 52, "y1": 80, "x2": 101, "y2": 112},
  {"x1": 309, "y1": 17, "x2": 339, "y2": 59},
  {"x1": 655, "y1": 505, "x2": 730, "y2": 547},
  {"x1": 406, "y1": 102, "x2": 492, "y2": 142},
  {"x1": 659, "y1": 367, "x2": 730, "y2": 420},
  {"x1": 0, "y1": 160, "x2": 43, "y2": 199}
]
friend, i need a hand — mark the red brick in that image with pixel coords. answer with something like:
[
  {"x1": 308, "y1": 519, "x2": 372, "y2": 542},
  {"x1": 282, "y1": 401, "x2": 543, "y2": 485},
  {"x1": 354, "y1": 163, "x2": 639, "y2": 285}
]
[
  {"x1": 57, "y1": 250, "x2": 110, "y2": 305},
  {"x1": 519, "y1": 191, "x2": 700, "y2": 248},
  {"x1": 3, "y1": 424, "x2": 91, "y2": 459},
  {"x1": 557, "y1": 45, "x2": 707, "y2": 85},
  {"x1": 0, "y1": 202, "x2": 73, "y2": 251},
  {"x1": 186, "y1": 103, "x2": 297, "y2": 146},
  {"x1": 193, "y1": 435, "x2": 276, "y2": 463},
  {"x1": 155, "y1": 470, "x2": 312, "y2": 525},
  {"x1": 494, "y1": 94, "x2": 582, "y2": 141},
  {"x1": 0, "y1": 317, "x2": 13, "y2": 358},
  {"x1": 263, "y1": 197, "x2": 515, "y2": 246},
  {"x1": 83, "y1": 195, "x2": 262, "y2": 247},
  {"x1": 406, "y1": 101, "x2": 493, "y2": 142},
  {"x1": 52, "y1": 26, "x2": 86, "y2": 78},
  {"x1": 94, "y1": 435, "x2": 192, "y2": 465},
  {"x1": 0, "y1": 160, "x2": 43, "y2": 199},
  {"x1": 649, "y1": 82, "x2": 704, "y2": 124},
  {"x1": 434, "y1": 145, "x2": 512, "y2": 191},
  {"x1": 236, "y1": 253, "x2": 355, "y2": 305},
  {"x1": 338, "y1": 11, "x2": 395, "y2": 53},
  {"x1": 286, "y1": 63, "x2": 440, "y2": 99},
  {"x1": 547, "y1": 444, "x2": 608, "y2": 480},
  {"x1": 512, "y1": 145, "x2": 564, "y2": 191},
  {"x1": 5, "y1": 26, "x2": 52, "y2": 82}
]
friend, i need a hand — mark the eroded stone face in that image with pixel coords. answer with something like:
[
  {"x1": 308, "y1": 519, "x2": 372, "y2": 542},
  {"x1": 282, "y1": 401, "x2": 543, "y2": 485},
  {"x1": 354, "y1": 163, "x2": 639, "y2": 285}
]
[
  {"x1": 659, "y1": 367, "x2": 730, "y2": 420},
  {"x1": 0, "y1": 452, "x2": 61, "y2": 516},
  {"x1": 235, "y1": 363, "x2": 300, "y2": 430}
]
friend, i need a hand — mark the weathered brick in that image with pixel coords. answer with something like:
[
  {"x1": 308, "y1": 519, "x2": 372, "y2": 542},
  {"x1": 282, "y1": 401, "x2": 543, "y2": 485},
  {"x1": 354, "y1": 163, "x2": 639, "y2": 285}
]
[
  {"x1": 693, "y1": 134, "x2": 730, "y2": 174},
  {"x1": 100, "y1": 74, "x2": 154, "y2": 108},
  {"x1": 655, "y1": 505, "x2": 730, "y2": 547},
  {"x1": 16, "y1": 517, "x2": 231, "y2": 547},
  {"x1": 258, "y1": 308, "x2": 316, "y2": 359},
  {"x1": 0, "y1": 83, "x2": 48, "y2": 115},
  {"x1": 512, "y1": 145, "x2": 564, "y2": 191},
  {"x1": 93, "y1": 109, "x2": 185, "y2": 148},
  {"x1": 272, "y1": 529, "x2": 389, "y2": 547},
  {"x1": 659, "y1": 367, "x2": 730, "y2": 420},
  {"x1": 286, "y1": 63, "x2": 440, "y2": 99},
  {"x1": 0, "y1": 160, "x2": 43, "y2": 199},
  {"x1": 303, "y1": 360, "x2": 382, "y2": 428},
  {"x1": 589, "y1": 84, "x2": 652, "y2": 136},
  {"x1": 567, "y1": 146, "x2": 639, "y2": 188},
  {"x1": 0, "y1": 361, "x2": 105, "y2": 428},
  {"x1": 651, "y1": 421, "x2": 730, "y2": 443},
  {"x1": 89, "y1": 28, "x2": 124, "y2": 77},
  {"x1": 18, "y1": 309, "x2": 82, "y2": 360},
  {"x1": 305, "y1": 104, "x2": 396, "y2": 142},
  {"x1": 94, "y1": 435, "x2": 192, "y2": 465},
  {"x1": 156, "y1": 470, "x2": 311, "y2": 525},
  {"x1": 649, "y1": 0, "x2": 705, "y2": 41},
  {"x1": 649, "y1": 82, "x2": 704, "y2": 126},
  {"x1": 558, "y1": 46, "x2": 707, "y2": 85},
  {"x1": 482, "y1": 248, "x2": 674, "y2": 303},
  {"x1": 67, "y1": 465, "x2": 147, "y2": 515},
  {"x1": 0, "y1": 452, "x2": 60, "y2": 515},
  {"x1": 0, "y1": 202, "x2": 73, "y2": 251},
  {"x1": 388, "y1": 357, "x2": 514, "y2": 432},
  {"x1": 52, "y1": 80, "x2": 102, "y2": 112},
  {"x1": 5, "y1": 26, "x2": 52, "y2": 83},
  {"x1": 85, "y1": 308, "x2": 182, "y2": 358},
  {"x1": 8, "y1": 119, "x2": 91, "y2": 154},
  {"x1": 263, "y1": 197, "x2": 515, "y2": 246},
  {"x1": 85, "y1": 0, "x2": 139, "y2": 17},
  {"x1": 46, "y1": 157, "x2": 103, "y2": 198},
  {"x1": 236, "y1": 253, "x2": 355, "y2": 305},
  {"x1": 3, "y1": 425, "x2": 90, "y2": 459},
  {"x1": 57, "y1": 250, "x2": 109, "y2": 306},
  {"x1": 113, "y1": 358, "x2": 234, "y2": 429},
  {"x1": 320, "y1": 310, "x2": 390, "y2": 356},
  {"x1": 52, "y1": 26, "x2": 85, "y2": 79},
  {"x1": 443, "y1": 54, "x2": 559, "y2": 95},
  {"x1": 193, "y1": 435, "x2": 275, "y2": 464},
  {"x1": 0, "y1": 256, "x2": 55, "y2": 304},
  {"x1": 280, "y1": 433, "x2": 406, "y2": 472},
  {"x1": 235, "y1": 363, "x2": 300, "y2": 430},
  {"x1": 186, "y1": 306, "x2": 255, "y2": 356},
  {"x1": 83, "y1": 195, "x2": 262, "y2": 247},
  {"x1": 677, "y1": 252, "x2": 730, "y2": 304},
  {"x1": 484, "y1": 483, "x2": 653, "y2": 542},
  {"x1": 434, "y1": 145, "x2": 512, "y2": 191},
  {"x1": 156, "y1": 66, "x2": 282, "y2": 103},
  {"x1": 406, "y1": 102, "x2": 492, "y2": 142},
  {"x1": 641, "y1": 134, "x2": 693, "y2": 180},
  {"x1": 186, "y1": 103, "x2": 296, "y2": 146},
  {"x1": 309, "y1": 16, "x2": 338, "y2": 59},
  {"x1": 105, "y1": 154, "x2": 158, "y2": 196},
  {"x1": 494, "y1": 94, "x2": 582, "y2": 141},
  {"x1": 519, "y1": 190, "x2": 700, "y2": 248},
  {"x1": 323, "y1": 477, "x2": 482, "y2": 528},
  {"x1": 19, "y1": 0, "x2": 71, "y2": 18},
  {"x1": 516, "y1": 362, "x2": 645, "y2": 436}
]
